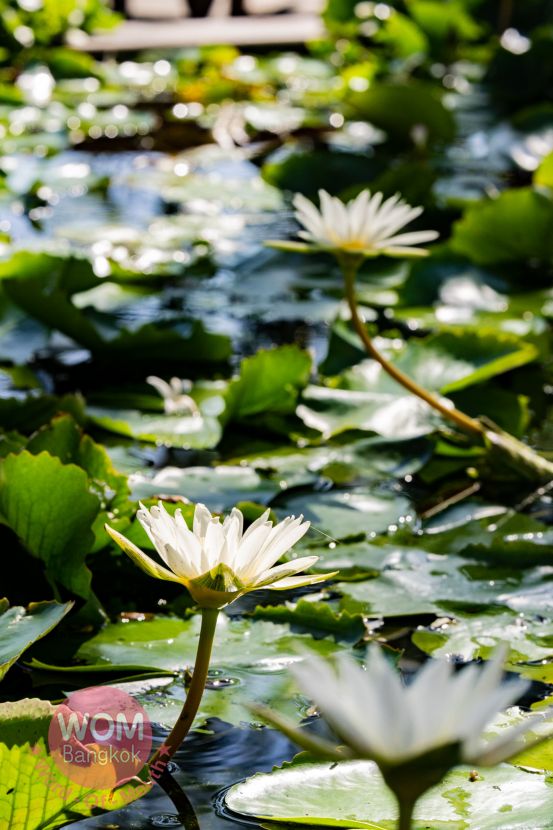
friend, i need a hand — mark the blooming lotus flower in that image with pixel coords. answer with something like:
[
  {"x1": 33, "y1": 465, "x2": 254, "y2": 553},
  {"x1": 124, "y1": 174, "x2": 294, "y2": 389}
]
[
  {"x1": 255, "y1": 646, "x2": 553, "y2": 828},
  {"x1": 289, "y1": 189, "x2": 438, "y2": 258},
  {"x1": 147, "y1": 376, "x2": 200, "y2": 417},
  {"x1": 105, "y1": 502, "x2": 335, "y2": 609},
  {"x1": 290, "y1": 646, "x2": 551, "y2": 768}
]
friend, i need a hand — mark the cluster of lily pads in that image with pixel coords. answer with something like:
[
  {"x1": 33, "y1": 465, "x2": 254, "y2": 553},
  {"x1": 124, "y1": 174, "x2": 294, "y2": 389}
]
[{"x1": 3, "y1": 0, "x2": 553, "y2": 828}]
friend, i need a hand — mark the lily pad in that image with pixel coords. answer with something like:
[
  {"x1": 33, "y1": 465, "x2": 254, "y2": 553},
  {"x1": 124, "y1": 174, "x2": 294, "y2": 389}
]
[
  {"x1": 88, "y1": 407, "x2": 222, "y2": 450},
  {"x1": 413, "y1": 609, "x2": 553, "y2": 665},
  {"x1": 226, "y1": 758, "x2": 553, "y2": 829},
  {"x1": 299, "y1": 328, "x2": 537, "y2": 439},
  {"x1": 129, "y1": 465, "x2": 279, "y2": 510},
  {"x1": 0, "y1": 600, "x2": 73, "y2": 682},
  {"x1": 346, "y1": 82, "x2": 456, "y2": 146},
  {"x1": 274, "y1": 488, "x2": 414, "y2": 541},
  {"x1": 335, "y1": 546, "x2": 553, "y2": 619},
  {"x1": 121, "y1": 668, "x2": 305, "y2": 731},
  {"x1": 224, "y1": 345, "x2": 312, "y2": 422},
  {"x1": 75, "y1": 614, "x2": 347, "y2": 673}
]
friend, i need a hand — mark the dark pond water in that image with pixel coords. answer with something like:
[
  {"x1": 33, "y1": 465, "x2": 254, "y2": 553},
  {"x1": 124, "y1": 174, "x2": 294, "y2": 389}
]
[{"x1": 72, "y1": 721, "x2": 298, "y2": 829}]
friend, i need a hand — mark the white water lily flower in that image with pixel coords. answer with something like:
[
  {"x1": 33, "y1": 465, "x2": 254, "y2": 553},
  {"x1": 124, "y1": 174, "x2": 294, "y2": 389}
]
[
  {"x1": 292, "y1": 189, "x2": 439, "y2": 258},
  {"x1": 289, "y1": 646, "x2": 552, "y2": 768},
  {"x1": 252, "y1": 646, "x2": 553, "y2": 830},
  {"x1": 105, "y1": 502, "x2": 336, "y2": 609},
  {"x1": 147, "y1": 376, "x2": 200, "y2": 417}
]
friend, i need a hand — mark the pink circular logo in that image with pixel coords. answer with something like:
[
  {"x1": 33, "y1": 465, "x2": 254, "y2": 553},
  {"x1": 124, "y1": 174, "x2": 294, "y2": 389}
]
[{"x1": 48, "y1": 686, "x2": 152, "y2": 790}]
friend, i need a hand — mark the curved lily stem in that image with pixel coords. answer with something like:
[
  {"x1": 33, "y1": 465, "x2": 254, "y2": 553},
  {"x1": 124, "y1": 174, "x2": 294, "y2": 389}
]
[
  {"x1": 341, "y1": 259, "x2": 485, "y2": 439},
  {"x1": 157, "y1": 771, "x2": 201, "y2": 830},
  {"x1": 149, "y1": 607, "x2": 219, "y2": 776},
  {"x1": 498, "y1": 0, "x2": 513, "y2": 32},
  {"x1": 397, "y1": 798, "x2": 415, "y2": 830}
]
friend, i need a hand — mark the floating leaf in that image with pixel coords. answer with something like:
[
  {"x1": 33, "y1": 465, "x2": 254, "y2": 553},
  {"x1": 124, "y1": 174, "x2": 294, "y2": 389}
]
[
  {"x1": 250, "y1": 599, "x2": 366, "y2": 642},
  {"x1": 88, "y1": 407, "x2": 222, "y2": 450},
  {"x1": 226, "y1": 758, "x2": 553, "y2": 829},
  {"x1": 275, "y1": 488, "x2": 414, "y2": 541},
  {"x1": 75, "y1": 615, "x2": 347, "y2": 673},
  {"x1": 0, "y1": 600, "x2": 72, "y2": 682},
  {"x1": 413, "y1": 609, "x2": 553, "y2": 665},
  {"x1": 335, "y1": 546, "x2": 553, "y2": 620},
  {"x1": 129, "y1": 465, "x2": 279, "y2": 511},
  {"x1": 302, "y1": 328, "x2": 537, "y2": 439}
]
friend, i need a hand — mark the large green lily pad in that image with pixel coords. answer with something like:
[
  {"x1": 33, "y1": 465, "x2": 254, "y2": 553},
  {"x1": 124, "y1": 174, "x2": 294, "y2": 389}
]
[
  {"x1": 226, "y1": 758, "x2": 553, "y2": 829},
  {"x1": 335, "y1": 546, "x2": 553, "y2": 619},
  {"x1": 76, "y1": 614, "x2": 347, "y2": 672}
]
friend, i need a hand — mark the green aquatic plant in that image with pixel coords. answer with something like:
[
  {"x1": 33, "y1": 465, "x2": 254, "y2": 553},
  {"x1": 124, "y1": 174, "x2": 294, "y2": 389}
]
[
  {"x1": 105, "y1": 502, "x2": 336, "y2": 770},
  {"x1": 254, "y1": 646, "x2": 553, "y2": 830},
  {"x1": 271, "y1": 188, "x2": 553, "y2": 484}
]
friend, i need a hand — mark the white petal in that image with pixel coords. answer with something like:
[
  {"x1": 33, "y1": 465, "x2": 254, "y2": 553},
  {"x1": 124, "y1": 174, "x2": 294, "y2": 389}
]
[
  {"x1": 371, "y1": 204, "x2": 422, "y2": 240},
  {"x1": 376, "y1": 230, "x2": 439, "y2": 247},
  {"x1": 363, "y1": 646, "x2": 410, "y2": 759},
  {"x1": 221, "y1": 511, "x2": 242, "y2": 567},
  {"x1": 465, "y1": 710, "x2": 553, "y2": 766},
  {"x1": 263, "y1": 572, "x2": 336, "y2": 590},
  {"x1": 366, "y1": 193, "x2": 404, "y2": 236},
  {"x1": 203, "y1": 519, "x2": 226, "y2": 570},
  {"x1": 171, "y1": 515, "x2": 202, "y2": 575},
  {"x1": 223, "y1": 507, "x2": 244, "y2": 535},
  {"x1": 240, "y1": 516, "x2": 310, "y2": 579},
  {"x1": 250, "y1": 555, "x2": 319, "y2": 588},
  {"x1": 461, "y1": 679, "x2": 529, "y2": 739},
  {"x1": 349, "y1": 190, "x2": 371, "y2": 240},
  {"x1": 405, "y1": 658, "x2": 456, "y2": 753},
  {"x1": 159, "y1": 542, "x2": 194, "y2": 578},
  {"x1": 293, "y1": 193, "x2": 325, "y2": 239},
  {"x1": 235, "y1": 521, "x2": 274, "y2": 576},
  {"x1": 364, "y1": 190, "x2": 384, "y2": 230},
  {"x1": 241, "y1": 509, "x2": 271, "y2": 541},
  {"x1": 193, "y1": 503, "x2": 213, "y2": 539},
  {"x1": 147, "y1": 376, "x2": 171, "y2": 398}
]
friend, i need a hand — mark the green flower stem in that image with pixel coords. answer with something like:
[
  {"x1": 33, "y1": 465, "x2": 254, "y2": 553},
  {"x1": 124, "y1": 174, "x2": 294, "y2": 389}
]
[
  {"x1": 250, "y1": 703, "x2": 348, "y2": 761},
  {"x1": 341, "y1": 259, "x2": 553, "y2": 483},
  {"x1": 341, "y1": 260, "x2": 485, "y2": 439},
  {"x1": 397, "y1": 798, "x2": 415, "y2": 830},
  {"x1": 498, "y1": 0, "x2": 513, "y2": 31},
  {"x1": 148, "y1": 607, "x2": 219, "y2": 774}
]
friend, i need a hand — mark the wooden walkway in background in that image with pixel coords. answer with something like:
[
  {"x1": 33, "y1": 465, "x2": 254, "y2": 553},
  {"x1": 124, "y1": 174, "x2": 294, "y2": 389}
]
[
  {"x1": 75, "y1": 10, "x2": 325, "y2": 51},
  {"x1": 74, "y1": 0, "x2": 326, "y2": 52}
]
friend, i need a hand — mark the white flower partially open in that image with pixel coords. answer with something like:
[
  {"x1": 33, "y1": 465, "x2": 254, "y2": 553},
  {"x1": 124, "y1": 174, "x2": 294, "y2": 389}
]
[
  {"x1": 147, "y1": 376, "x2": 200, "y2": 417},
  {"x1": 290, "y1": 646, "x2": 551, "y2": 768},
  {"x1": 292, "y1": 189, "x2": 438, "y2": 258},
  {"x1": 106, "y1": 502, "x2": 335, "y2": 608}
]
